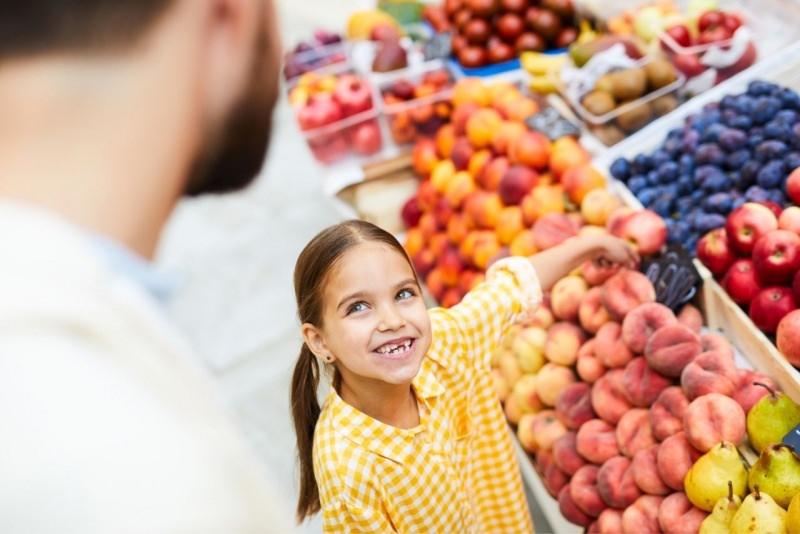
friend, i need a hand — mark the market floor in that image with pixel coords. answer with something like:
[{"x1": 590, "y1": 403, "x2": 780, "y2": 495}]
[{"x1": 155, "y1": 1, "x2": 552, "y2": 532}]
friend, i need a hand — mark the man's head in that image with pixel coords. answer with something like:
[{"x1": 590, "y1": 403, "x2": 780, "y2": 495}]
[{"x1": 0, "y1": 0, "x2": 282, "y2": 197}]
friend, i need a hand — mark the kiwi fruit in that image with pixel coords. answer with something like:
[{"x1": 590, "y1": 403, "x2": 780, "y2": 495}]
[
  {"x1": 582, "y1": 90, "x2": 616, "y2": 116},
  {"x1": 594, "y1": 73, "x2": 614, "y2": 95},
  {"x1": 609, "y1": 68, "x2": 647, "y2": 101},
  {"x1": 593, "y1": 123, "x2": 626, "y2": 145},
  {"x1": 644, "y1": 59, "x2": 678, "y2": 90},
  {"x1": 615, "y1": 100, "x2": 653, "y2": 132},
  {"x1": 651, "y1": 94, "x2": 679, "y2": 116}
]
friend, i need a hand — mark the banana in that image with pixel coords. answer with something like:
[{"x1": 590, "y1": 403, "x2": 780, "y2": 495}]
[
  {"x1": 520, "y1": 51, "x2": 568, "y2": 76},
  {"x1": 528, "y1": 74, "x2": 559, "y2": 94}
]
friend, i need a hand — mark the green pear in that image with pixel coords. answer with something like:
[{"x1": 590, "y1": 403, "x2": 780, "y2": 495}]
[
  {"x1": 746, "y1": 382, "x2": 800, "y2": 454},
  {"x1": 686, "y1": 441, "x2": 749, "y2": 512},
  {"x1": 730, "y1": 485, "x2": 788, "y2": 534},
  {"x1": 700, "y1": 480, "x2": 742, "y2": 534},
  {"x1": 787, "y1": 493, "x2": 800, "y2": 534},
  {"x1": 748, "y1": 443, "x2": 800, "y2": 509}
]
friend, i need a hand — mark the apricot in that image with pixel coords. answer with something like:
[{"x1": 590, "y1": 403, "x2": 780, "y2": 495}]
[
  {"x1": 562, "y1": 163, "x2": 606, "y2": 204},
  {"x1": 492, "y1": 121, "x2": 527, "y2": 155},
  {"x1": 520, "y1": 184, "x2": 566, "y2": 226},
  {"x1": 466, "y1": 107, "x2": 503, "y2": 149},
  {"x1": 508, "y1": 130, "x2": 551, "y2": 170},
  {"x1": 509, "y1": 229, "x2": 538, "y2": 257},
  {"x1": 435, "y1": 123, "x2": 456, "y2": 158},
  {"x1": 494, "y1": 205, "x2": 525, "y2": 246},
  {"x1": 452, "y1": 77, "x2": 490, "y2": 107}
]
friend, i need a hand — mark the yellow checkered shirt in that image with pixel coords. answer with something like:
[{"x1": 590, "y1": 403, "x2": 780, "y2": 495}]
[{"x1": 313, "y1": 257, "x2": 541, "y2": 533}]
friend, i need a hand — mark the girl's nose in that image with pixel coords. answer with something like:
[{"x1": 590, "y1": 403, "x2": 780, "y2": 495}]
[{"x1": 378, "y1": 304, "x2": 406, "y2": 331}]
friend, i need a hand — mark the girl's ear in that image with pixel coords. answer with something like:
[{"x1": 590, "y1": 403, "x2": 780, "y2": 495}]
[{"x1": 301, "y1": 323, "x2": 328, "y2": 360}]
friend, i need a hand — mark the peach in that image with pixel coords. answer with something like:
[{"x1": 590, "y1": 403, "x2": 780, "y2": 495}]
[
  {"x1": 680, "y1": 349, "x2": 738, "y2": 400},
  {"x1": 562, "y1": 163, "x2": 606, "y2": 204},
  {"x1": 544, "y1": 321, "x2": 586, "y2": 366},
  {"x1": 732, "y1": 369, "x2": 778, "y2": 413},
  {"x1": 616, "y1": 407, "x2": 657, "y2": 458},
  {"x1": 511, "y1": 373, "x2": 544, "y2": 414},
  {"x1": 498, "y1": 164, "x2": 539, "y2": 205},
  {"x1": 466, "y1": 148, "x2": 492, "y2": 180},
  {"x1": 559, "y1": 484, "x2": 594, "y2": 528},
  {"x1": 431, "y1": 196, "x2": 457, "y2": 230},
  {"x1": 508, "y1": 130, "x2": 551, "y2": 170},
  {"x1": 656, "y1": 431, "x2": 703, "y2": 491},
  {"x1": 411, "y1": 248, "x2": 436, "y2": 280},
  {"x1": 571, "y1": 465, "x2": 607, "y2": 518},
  {"x1": 463, "y1": 191, "x2": 503, "y2": 229},
  {"x1": 594, "y1": 321, "x2": 634, "y2": 368},
  {"x1": 677, "y1": 303, "x2": 704, "y2": 333},
  {"x1": 411, "y1": 138, "x2": 440, "y2": 178},
  {"x1": 518, "y1": 409, "x2": 568, "y2": 453},
  {"x1": 682, "y1": 392, "x2": 746, "y2": 452},
  {"x1": 520, "y1": 184, "x2": 566, "y2": 226},
  {"x1": 578, "y1": 225, "x2": 608, "y2": 238},
  {"x1": 597, "y1": 456, "x2": 642, "y2": 509},
  {"x1": 450, "y1": 136, "x2": 476, "y2": 171},
  {"x1": 487, "y1": 80, "x2": 521, "y2": 108},
  {"x1": 601, "y1": 270, "x2": 658, "y2": 322},
  {"x1": 435, "y1": 122, "x2": 456, "y2": 159},
  {"x1": 491, "y1": 121, "x2": 527, "y2": 155},
  {"x1": 490, "y1": 367, "x2": 510, "y2": 402},
  {"x1": 622, "y1": 356, "x2": 673, "y2": 408},
  {"x1": 532, "y1": 212, "x2": 579, "y2": 251},
  {"x1": 576, "y1": 418, "x2": 621, "y2": 465},
  {"x1": 644, "y1": 323, "x2": 702, "y2": 377},
  {"x1": 591, "y1": 368, "x2": 633, "y2": 425},
  {"x1": 403, "y1": 226, "x2": 426, "y2": 258},
  {"x1": 445, "y1": 213, "x2": 469, "y2": 246},
  {"x1": 444, "y1": 170, "x2": 476, "y2": 209},
  {"x1": 494, "y1": 205, "x2": 525, "y2": 245},
  {"x1": 503, "y1": 393, "x2": 523, "y2": 425},
  {"x1": 778, "y1": 204, "x2": 800, "y2": 234},
  {"x1": 551, "y1": 275, "x2": 589, "y2": 321},
  {"x1": 509, "y1": 228, "x2": 538, "y2": 257},
  {"x1": 549, "y1": 137, "x2": 590, "y2": 181},
  {"x1": 512, "y1": 325, "x2": 547, "y2": 374},
  {"x1": 605, "y1": 205, "x2": 635, "y2": 235},
  {"x1": 649, "y1": 386, "x2": 690, "y2": 442},
  {"x1": 621, "y1": 302, "x2": 677, "y2": 354},
  {"x1": 618, "y1": 209, "x2": 668, "y2": 256},
  {"x1": 425, "y1": 267, "x2": 445, "y2": 303},
  {"x1": 477, "y1": 155, "x2": 509, "y2": 191},
  {"x1": 631, "y1": 445, "x2": 671, "y2": 496},
  {"x1": 657, "y1": 491, "x2": 708, "y2": 534},
  {"x1": 452, "y1": 78, "x2": 490, "y2": 107},
  {"x1": 466, "y1": 107, "x2": 503, "y2": 149},
  {"x1": 450, "y1": 102, "x2": 482, "y2": 137},
  {"x1": 439, "y1": 288, "x2": 463, "y2": 308},
  {"x1": 578, "y1": 286, "x2": 613, "y2": 334},
  {"x1": 529, "y1": 299, "x2": 555, "y2": 329},
  {"x1": 459, "y1": 269, "x2": 484, "y2": 295},
  {"x1": 472, "y1": 232, "x2": 502, "y2": 270},
  {"x1": 535, "y1": 362, "x2": 577, "y2": 407},
  {"x1": 581, "y1": 188, "x2": 621, "y2": 227},
  {"x1": 576, "y1": 339, "x2": 607, "y2": 383},
  {"x1": 622, "y1": 495, "x2": 664, "y2": 534},
  {"x1": 415, "y1": 178, "x2": 439, "y2": 212},
  {"x1": 581, "y1": 259, "x2": 620, "y2": 287},
  {"x1": 499, "y1": 95, "x2": 540, "y2": 123},
  {"x1": 699, "y1": 331, "x2": 735, "y2": 361},
  {"x1": 555, "y1": 381, "x2": 595, "y2": 430},
  {"x1": 543, "y1": 460, "x2": 570, "y2": 500},
  {"x1": 437, "y1": 245, "x2": 463, "y2": 287},
  {"x1": 430, "y1": 158, "x2": 457, "y2": 194},
  {"x1": 553, "y1": 431, "x2": 588, "y2": 476},
  {"x1": 594, "y1": 508, "x2": 624, "y2": 534},
  {"x1": 497, "y1": 349, "x2": 522, "y2": 387}
]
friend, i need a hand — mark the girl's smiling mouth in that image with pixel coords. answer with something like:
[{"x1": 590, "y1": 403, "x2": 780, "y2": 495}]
[{"x1": 374, "y1": 338, "x2": 415, "y2": 360}]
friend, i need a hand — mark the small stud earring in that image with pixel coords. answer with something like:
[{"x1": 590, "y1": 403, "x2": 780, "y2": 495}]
[{"x1": 326, "y1": 355, "x2": 332, "y2": 361}]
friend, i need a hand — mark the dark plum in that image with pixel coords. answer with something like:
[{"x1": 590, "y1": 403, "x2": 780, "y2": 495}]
[
  {"x1": 694, "y1": 164, "x2": 726, "y2": 186},
  {"x1": 725, "y1": 149, "x2": 751, "y2": 170},
  {"x1": 688, "y1": 109, "x2": 722, "y2": 132},
  {"x1": 747, "y1": 133, "x2": 766, "y2": 150},
  {"x1": 732, "y1": 196, "x2": 746, "y2": 210},
  {"x1": 778, "y1": 88, "x2": 800, "y2": 110},
  {"x1": 702, "y1": 192, "x2": 734, "y2": 214},
  {"x1": 693, "y1": 213, "x2": 727, "y2": 234},
  {"x1": 701, "y1": 123, "x2": 728, "y2": 143},
  {"x1": 652, "y1": 195, "x2": 676, "y2": 218},
  {"x1": 656, "y1": 161, "x2": 680, "y2": 184},
  {"x1": 767, "y1": 188, "x2": 787, "y2": 206},
  {"x1": 720, "y1": 94, "x2": 737, "y2": 110},
  {"x1": 650, "y1": 149, "x2": 671, "y2": 169},
  {"x1": 728, "y1": 114, "x2": 753, "y2": 131},
  {"x1": 668, "y1": 221, "x2": 692, "y2": 245},
  {"x1": 636, "y1": 187, "x2": 658, "y2": 206},
  {"x1": 631, "y1": 153, "x2": 654, "y2": 174},
  {"x1": 646, "y1": 170, "x2": 660, "y2": 186},
  {"x1": 702, "y1": 173, "x2": 732, "y2": 193},
  {"x1": 745, "y1": 185, "x2": 771, "y2": 203},
  {"x1": 763, "y1": 120, "x2": 793, "y2": 142},
  {"x1": 750, "y1": 96, "x2": 782, "y2": 125},
  {"x1": 756, "y1": 160, "x2": 786, "y2": 189},
  {"x1": 774, "y1": 109, "x2": 798, "y2": 125},
  {"x1": 755, "y1": 140, "x2": 788, "y2": 162},
  {"x1": 747, "y1": 80, "x2": 779, "y2": 97},
  {"x1": 678, "y1": 153, "x2": 695, "y2": 175},
  {"x1": 733, "y1": 94, "x2": 756, "y2": 116},
  {"x1": 740, "y1": 160, "x2": 762, "y2": 187},
  {"x1": 676, "y1": 196, "x2": 695, "y2": 214},
  {"x1": 694, "y1": 143, "x2": 726, "y2": 166},
  {"x1": 681, "y1": 128, "x2": 701, "y2": 154},
  {"x1": 663, "y1": 136, "x2": 682, "y2": 157},
  {"x1": 703, "y1": 102, "x2": 721, "y2": 112},
  {"x1": 627, "y1": 175, "x2": 648, "y2": 194},
  {"x1": 784, "y1": 151, "x2": 800, "y2": 171},
  {"x1": 718, "y1": 128, "x2": 748, "y2": 151},
  {"x1": 677, "y1": 175, "x2": 694, "y2": 195},
  {"x1": 610, "y1": 158, "x2": 631, "y2": 181}
]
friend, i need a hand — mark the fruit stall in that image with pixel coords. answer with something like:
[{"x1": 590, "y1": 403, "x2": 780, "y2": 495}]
[{"x1": 285, "y1": 0, "x2": 800, "y2": 531}]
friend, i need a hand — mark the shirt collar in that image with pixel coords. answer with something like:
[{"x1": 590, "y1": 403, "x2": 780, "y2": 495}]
[{"x1": 326, "y1": 362, "x2": 445, "y2": 465}]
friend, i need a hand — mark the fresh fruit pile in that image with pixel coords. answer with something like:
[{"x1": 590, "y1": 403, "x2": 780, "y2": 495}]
[
  {"x1": 293, "y1": 73, "x2": 382, "y2": 164},
  {"x1": 380, "y1": 67, "x2": 455, "y2": 145},
  {"x1": 444, "y1": 0, "x2": 580, "y2": 69},
  {"x1": 283, "y1": 29, "x2": 346, "y2": 82},
  {"x1": 609, "y1": 79, "x2": 800, "y2": 253},
  {"x1": 491, "y1": 269, "x2": 800, "y2": 531}
]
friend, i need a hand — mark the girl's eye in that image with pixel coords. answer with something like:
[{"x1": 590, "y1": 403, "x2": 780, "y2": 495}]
[
  {"x1": 397, "y1": 288, "x2": 416, "y2": 301},
  {"x1": 346, "y1": 301, "x2": 368, "y2": 315}
]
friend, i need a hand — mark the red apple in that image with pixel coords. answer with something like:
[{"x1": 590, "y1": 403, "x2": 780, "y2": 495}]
[
  {"x1": 698, "y1": 25, "x2": 732, "y2": 45},
  {"x1": 716, "y1": 41, "x2": 757, "y2": 83},
  {"x1": 349, "y1": 119, "x2": 382, "y2": 156},
  {"x1": 725, "y1": 202, "x2": 779, "y2": 255},
  {"x1": 787, "y1": 167, "x2": 800, "y2": 205},
  {"x1": 496, "y1": 13, "x2": 525, "y2": 42},
  {"x1": 778, "y1": 206, "x2": 800, "y2": 235},
  {"x1": 333, "y1": 74, "x2": 373, "y2": 117},
  {"x1": 698, "y1": 10, "x2": 724, "y2": 32},
  {"x1": 526, "y1": 7, "x2": 561, "y2": 41},
  {"x1": 663, "y1": 24, "x2": 692, "y2": 49},
  {"x1": 696, "y1": 228, "x2": 737, "y2": 278},
  {"x1": 722, "y1": 259, "x2": 762, "y2": 307},
  {"x1": 401, "y1": 196, "x2": 423, "y2": 229},
  {"x1": 672, "y1": 53, "x2": 706, "y2": 78},
  {"x1": 618, "y1": 209, "x2": 667, "y2": 255},
  {"x1": 297, "y1": 93, "x2": 343, "y2": 131},
  {"x1": 467, "y1": 0, "x2": 499, "y2": 18},
  {"x1": 752, "y1": 229, "x2": 800, "y2": 286},
  {"x1": 749, "y1": 286, "x2": 797, "y2": 334},
  {"x1": 759, "y1": 201, "x2": 783, "y2": 218},
  {"x1": 794, "y1": 270, "x2": 800, "y2": 307},
  {"x1": 776, "y1": 309, "x2": 800, "y2": 367},
  {"x1": 722, "y1": 12, "x2": 743, "y2": 34}
]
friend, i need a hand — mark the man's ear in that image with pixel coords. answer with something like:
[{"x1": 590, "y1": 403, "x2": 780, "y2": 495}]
[{"x1": 301, "y1": 323, "x2": 328, "y2": 360}]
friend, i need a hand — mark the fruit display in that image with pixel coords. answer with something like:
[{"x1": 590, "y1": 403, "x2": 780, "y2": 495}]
[
  {"x1": 565, "y1": 56, "x2": 684, "y2": 146},
  {"x1": 609, "y1": 79, "x2": 800, "y2": 254},
  {"x1": 292, "y1": 72, "x2": 383, "y2": 165},
  {"x1": 283, "y1": 29, "x2": 347, "y2": 82},
  {"x1": 444, "y1": 0, "x2": 581, "y2": 70},
  {"x1": 491, "y1": 265, "x2": 800, "y2": 531},
  {"x1": 346, "y1": 9, "x2": 404, "y2": 41},
  {"x1": 379, "y1": 63, "x2": 456, "y2": 145}
]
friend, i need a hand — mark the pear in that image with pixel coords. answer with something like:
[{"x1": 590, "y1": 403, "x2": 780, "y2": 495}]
[
  {"x1": 787, "y1": 492, "x2": 800, "y2": 534},
  {"x1": 685, "y1": 441, "x2": 749, "y2": 512},
  {"x1": 700, "y1": 480, "x2": 742, "y2": 534},
  {"x1": 730, "y1": 485, "x2": 788, "y2": 534},
  {"x1": 747, "y1": 443, "x2": 800, "y2": 509},
  {"x1": 746, "y1": 382, "x2": 800, "y2": 453}
]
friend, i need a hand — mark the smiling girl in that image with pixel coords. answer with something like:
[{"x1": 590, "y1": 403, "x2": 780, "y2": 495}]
[{"x1": 291, "y1": 219, "x2": 637, "y2": 533}]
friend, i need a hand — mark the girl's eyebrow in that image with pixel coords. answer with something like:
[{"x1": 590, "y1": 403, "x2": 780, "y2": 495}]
[{"x1": 336, "y1": 278, "x2": 418, "y2": 312}]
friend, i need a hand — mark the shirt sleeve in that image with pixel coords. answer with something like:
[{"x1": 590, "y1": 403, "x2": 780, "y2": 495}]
[
  {"x1": 322, "y1": 500, "x2": 397, "y2": 533},
  {"x1": 428, "y1": 256, "x2": 542, "y2": 371}
]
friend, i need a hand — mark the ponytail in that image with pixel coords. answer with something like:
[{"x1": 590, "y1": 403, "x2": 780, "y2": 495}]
[{"x1": 291, "y1": 343, "x2": 322, "y2": 522}]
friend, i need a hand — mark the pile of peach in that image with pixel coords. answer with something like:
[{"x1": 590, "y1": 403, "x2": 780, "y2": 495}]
[
  {"x1": 491, "y1": 267, "x2": 782, "y2": 532},
  {"x1": 402, "y1": 77, "x2": 628, "y2": 307}
]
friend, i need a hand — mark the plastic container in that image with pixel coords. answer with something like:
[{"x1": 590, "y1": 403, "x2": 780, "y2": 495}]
[
  {"x1": 300, "y1": 108, "x2": 384, "y2": 165},
  {"x1": 376, "y1": 59, "x2": 456, "y2": 146},
  {"x1": 283, "y1": 41, "x2": 351, "y2": 83}
]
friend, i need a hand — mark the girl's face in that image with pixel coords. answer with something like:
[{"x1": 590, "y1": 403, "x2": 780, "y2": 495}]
[{"x1": 303, "y1": 242, "x2": 432, "y2": 388}]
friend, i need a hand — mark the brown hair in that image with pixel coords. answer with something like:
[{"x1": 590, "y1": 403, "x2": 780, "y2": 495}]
[
  {"x1": 0, "y1": 1, "x2": 174, "y2": 61},
  {"x1": 291, "y1": 220, "x2": 417, "y2": 522}
]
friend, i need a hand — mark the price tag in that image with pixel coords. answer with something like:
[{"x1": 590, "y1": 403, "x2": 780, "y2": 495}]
[
  {"x1": 525, "y1": 107, "x2": 581, "y2": 141},
  {"x1": 423, "y1": 31, "x2": 452, "y2": 62},
  {"x1": 639, "y1": 245, "x2": 703, "y2": 312},
  {"x1": 783, "y1": 423, "x2": 800, "y2": 452}
]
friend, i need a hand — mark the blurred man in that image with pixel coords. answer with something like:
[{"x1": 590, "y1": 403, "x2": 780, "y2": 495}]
[{"x1": 0, "y1": 1, "x2": 290, "y2": 531}]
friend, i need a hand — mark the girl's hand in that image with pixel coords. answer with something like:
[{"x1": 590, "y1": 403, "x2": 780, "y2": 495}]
[{"x1": 592, "y1": 235, "x2": 639, "y2": 270}]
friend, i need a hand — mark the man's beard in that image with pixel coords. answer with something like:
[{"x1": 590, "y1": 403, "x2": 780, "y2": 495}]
[{"x1": 183, "y1": 20, "x2": 278, "y2": 197}]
